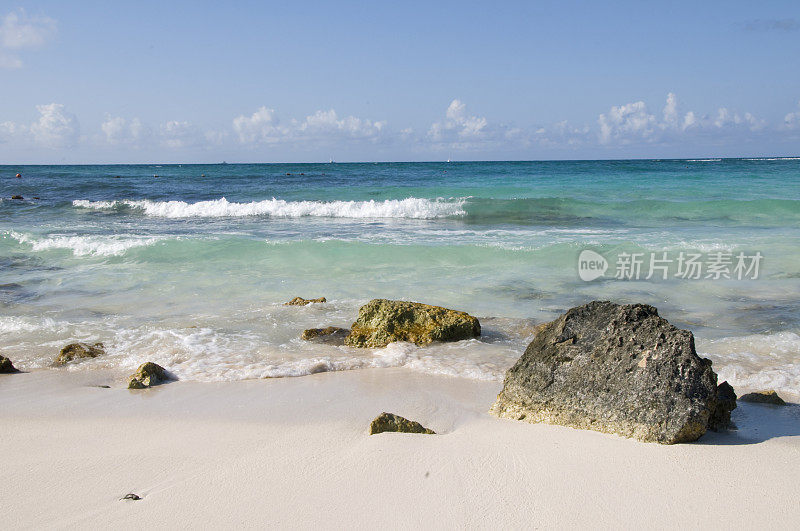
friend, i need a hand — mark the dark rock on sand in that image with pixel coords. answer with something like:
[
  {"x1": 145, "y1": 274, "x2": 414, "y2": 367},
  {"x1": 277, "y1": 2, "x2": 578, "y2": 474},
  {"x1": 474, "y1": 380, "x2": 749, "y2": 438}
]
[
  {"x1": 55, "y1": 342, "x2": 105, "y2": 365},
  {"x1": 285, "y1": 296, "x2": 327, "y2": 306},
  {"x1": 127, "y1": 362, "x2": 168, "y2": 389},
  {"x1": 490, "y1": 301, "x2": 731, "y2": 444},
  {"x1": 739, "y1": 390, "x2": 787, "y2": 406},
  {"x1": 345, "y1": 299, "x2": 480, "y2": 348},
  {"x1": 301, "y1": 326, "x2": 350, "y2": 344},
  {"x1": 369, "y1": 412, "x2": 435, "y2": 435},
  {"x1": 709, "y1": 381, "x2": 738, "y2": 430},
  {"x1": 120, "y1": 493, "x2": 142, "y2": 501},
  {"x1": 0, "y1": 355, "x2": 18, "y2": 373}
]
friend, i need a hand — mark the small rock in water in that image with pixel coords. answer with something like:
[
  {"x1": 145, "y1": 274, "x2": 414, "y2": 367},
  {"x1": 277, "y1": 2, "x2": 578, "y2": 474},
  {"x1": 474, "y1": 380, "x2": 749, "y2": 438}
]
[
  {"x1": 120, "y1": 493, "x2": 141, "y2": 501},
  {"x1": 55, "y1": 342, "x2": 105, "y2": 365},
  {"x1": 0, "y1": 355, "x2": 18, "y2": 373},
  {"x1": 345, "y1": 299, "x2": 481, "y2": 348},
  {"x1": 11, "y1": 195, "x2": 23, "y2": 200},
  {"x1": 739, "y1": 390, "x2": 787, "y2": 406},
  {"x1": 301, "y1": 326, "x2": 350, "y2": 344},
  {"x1": 490, "y1": 301, "x2": 734, "y2": 444},
  {"x1": 127, "y1": 362, "x2": 169, "y2": 389},
  {"x1": 369, "y1": 412, "x2": 435, "y2": 435},
  {"x1": 285, "y1": 296, "x2": 327, "y2": 306}
]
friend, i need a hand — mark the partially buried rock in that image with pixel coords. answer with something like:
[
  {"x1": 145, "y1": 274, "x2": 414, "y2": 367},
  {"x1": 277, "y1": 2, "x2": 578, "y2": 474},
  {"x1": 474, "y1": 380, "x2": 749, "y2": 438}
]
[
  {"x1": 490, "y1": 301, "x2": 735, "y2": 444},
  {"x1": 739, "y1": 390, "x2": 786, "y2": 406},
  {"x1": 127, "y1": 362, "x2": 168, "y2": 389},
  {"x1": 369, "y1": 412, "x2": 435, "y2": 435},
  {"x1": 55, "y1": 342, "x2": 105, "y2": 365},
  {"x1": 285, "y1": 296, "x2": 327, "y2": 306},
  {"x1": 345, "y1": 299, "x2": 481, "y2": 348},
  {"x1": 0, "y1": 355, "x2": 18, "y2": 373},
  {"x1": 301, "y1": 326, "x2": 350, "y2": 344}
]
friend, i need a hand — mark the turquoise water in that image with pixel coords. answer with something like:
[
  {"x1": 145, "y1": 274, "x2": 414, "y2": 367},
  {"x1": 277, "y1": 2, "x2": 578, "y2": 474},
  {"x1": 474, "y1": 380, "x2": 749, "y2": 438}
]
[{"x1": 2, "y1": 159, "x2": 799, "y2": 391}]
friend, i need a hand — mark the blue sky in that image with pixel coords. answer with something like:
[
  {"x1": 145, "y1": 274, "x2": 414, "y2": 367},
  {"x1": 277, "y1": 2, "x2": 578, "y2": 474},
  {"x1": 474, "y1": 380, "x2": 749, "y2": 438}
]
[{"x1": 0, "y1": 0, "x2": 799, "y2": 162}]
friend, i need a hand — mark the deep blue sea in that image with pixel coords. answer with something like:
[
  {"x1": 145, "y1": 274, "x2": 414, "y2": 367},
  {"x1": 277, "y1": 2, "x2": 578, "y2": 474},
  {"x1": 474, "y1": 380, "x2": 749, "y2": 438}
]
[{"x1": 2, "y1": 159, "x2": 799, "y2": 391}]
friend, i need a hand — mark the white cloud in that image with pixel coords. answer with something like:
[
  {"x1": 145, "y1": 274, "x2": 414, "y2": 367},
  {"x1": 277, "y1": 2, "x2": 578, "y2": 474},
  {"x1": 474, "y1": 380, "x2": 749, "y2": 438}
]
[
  {"x1": 101, "y1": 115, "x2": 152, "y2": 146},
  {"x1": 534, "y1": 120, "x2": 590, "y2": 148},
  {"x1": 232, "y1": 107, "x2": 386, "y2": 145},
  {"x1": 784, "y1": 102, "x2": 800, "y2": 129},
  {"x1": 233, "y1": 106, "x2": 284, "y2": 144},
  {"x1": 682, "y1": 111, "x2": 697, "y2": 130},
  {"x1": 596, "y1": 93, "x2": 766, "y2": 145},
  {"x1": 299, "y1": 109, "x2": 385, "y2": 139},
  {"x1": 598, "y1": 100, "x2": 657, "y2": 144},
  {"x1": 160, "y1": 120, "x2": 208, "y2": 149},
  {"x1": 0, "y1": 120, "x2": 20, "y2": 142},
  {"x1": 663, "y1": 92, "x2": 678, "y2": 128},
  {"x1": 0, "y1": 9, "x2": 56, "y2": 68},
  {"x1": 711, "y1": 107, "x2": 766, "y2": 131},
  {"x1": 29, "y1": 103, "x2": 79, "y2": 147},
  {"x1": 428, "y1": 99, "x2": 488, "y2": 142}
]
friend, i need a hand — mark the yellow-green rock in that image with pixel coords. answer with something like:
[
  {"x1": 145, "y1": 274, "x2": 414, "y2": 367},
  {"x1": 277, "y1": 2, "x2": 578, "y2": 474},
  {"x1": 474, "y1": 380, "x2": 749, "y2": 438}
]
[
  {"x1": 285, "y1": 296, "x2": 327, "y2": 306},
  {"x1": 369, "y1": 412, "x2": 435, "y2": 435},
  {"x1": 127, "y1": 362, "x2": 168, "y2": 389},
  {"x1": 345, "y1": 299, "x2": 481, "y2": 348},
  {"x1": 739, "y1": 390, "x2": 787, "y2": 406},
  {"x1": 55, "y1": 342, "x2": 105, "y2": 365},
  {"x1": 301, "y1": 326, "x2": 349, "y2": 344}
]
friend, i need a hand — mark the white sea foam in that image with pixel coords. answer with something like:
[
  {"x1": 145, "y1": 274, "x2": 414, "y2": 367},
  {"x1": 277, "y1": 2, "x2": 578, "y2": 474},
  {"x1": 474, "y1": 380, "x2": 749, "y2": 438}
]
[
  {"x1": 0, "y1": 316, "x2": 70, "y2": 334},
  {"x1": 741, "y1": 157, "x2": 800, "y2": 161},
  {"x1": 73, "y1": 197, "x2": 467, "y2": 219},
  {"x1": 3, "y1": 307, "x2": 799, "y2": 392},
  {"x1": 7, "y1": 231, "x2": 164, "y2": 256},
  {"x1": 699, "y1": 332, "x2": 800, "y2": 395}
]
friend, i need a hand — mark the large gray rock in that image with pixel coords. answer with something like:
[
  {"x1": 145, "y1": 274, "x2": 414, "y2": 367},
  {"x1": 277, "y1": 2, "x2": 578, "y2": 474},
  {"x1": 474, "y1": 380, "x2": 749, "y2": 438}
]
[
  {"x1": 55, "y1": 342, "x2": 105, "y2": 365},
  {"x1": 490, "y1": 301, "x2": 734, "y2": 444},
  {"x1": 345, "y1": 299, "x2": 480, "y2": 348}
]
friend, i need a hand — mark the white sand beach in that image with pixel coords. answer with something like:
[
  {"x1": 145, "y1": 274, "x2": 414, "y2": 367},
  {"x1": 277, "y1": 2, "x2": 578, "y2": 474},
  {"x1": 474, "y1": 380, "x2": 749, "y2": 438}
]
[{"x1": 2, "y1": 368, "x2": 799, "y2": 529}]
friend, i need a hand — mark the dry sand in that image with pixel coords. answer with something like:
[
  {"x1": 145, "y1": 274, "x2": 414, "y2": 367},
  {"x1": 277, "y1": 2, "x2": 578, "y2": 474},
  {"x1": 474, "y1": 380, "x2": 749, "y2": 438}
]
[{"x1": 2, "y1": 368, "x2": 799, "y2": 529}]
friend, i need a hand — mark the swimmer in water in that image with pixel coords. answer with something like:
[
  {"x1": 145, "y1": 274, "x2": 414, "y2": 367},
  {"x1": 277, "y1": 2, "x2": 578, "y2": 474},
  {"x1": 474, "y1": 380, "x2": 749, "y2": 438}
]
[{"x1": 15, "y1": 173, "x2": 22, "y2": 178}]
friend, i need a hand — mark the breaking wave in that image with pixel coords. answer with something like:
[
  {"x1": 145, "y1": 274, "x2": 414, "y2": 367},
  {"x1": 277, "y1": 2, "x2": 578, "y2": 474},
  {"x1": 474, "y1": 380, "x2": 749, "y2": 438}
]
[
  {"x1": 6, "y1": 231, "x2": 165, "y2": 257},
  {"x1": 72, "y1": 197, "x2": 467, "y2": 219}
]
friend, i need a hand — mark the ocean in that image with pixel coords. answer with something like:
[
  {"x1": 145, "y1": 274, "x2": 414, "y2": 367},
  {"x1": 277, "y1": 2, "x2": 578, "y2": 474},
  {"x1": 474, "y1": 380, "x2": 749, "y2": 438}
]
[{"x1": 2, "y1": 159, "x2": 799, "y2": 392}]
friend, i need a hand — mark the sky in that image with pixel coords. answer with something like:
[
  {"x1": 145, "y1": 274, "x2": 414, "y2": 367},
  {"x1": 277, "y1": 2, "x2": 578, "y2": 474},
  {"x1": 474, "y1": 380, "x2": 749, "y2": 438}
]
[{"x1": 0, "y1": 0, "x2": 799, "y2": 163}]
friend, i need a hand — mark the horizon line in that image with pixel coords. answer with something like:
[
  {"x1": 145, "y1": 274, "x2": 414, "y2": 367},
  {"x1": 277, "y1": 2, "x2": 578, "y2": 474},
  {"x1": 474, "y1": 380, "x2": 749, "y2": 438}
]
[{"x1": 2, "y1": 155, "x2": 799, "y2": 166}]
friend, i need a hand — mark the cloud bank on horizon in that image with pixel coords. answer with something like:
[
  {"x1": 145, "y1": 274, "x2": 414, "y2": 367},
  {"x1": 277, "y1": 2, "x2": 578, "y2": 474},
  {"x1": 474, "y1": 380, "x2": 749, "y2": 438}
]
[
  {"x1": 1, "y1": 5, "x2": 799, "y2": 162},
  {"x1": 3, "y1": 94, "x2": 798, "y2": 162}
]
